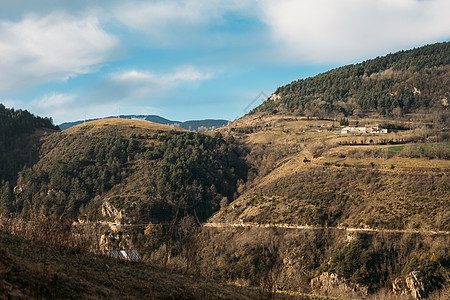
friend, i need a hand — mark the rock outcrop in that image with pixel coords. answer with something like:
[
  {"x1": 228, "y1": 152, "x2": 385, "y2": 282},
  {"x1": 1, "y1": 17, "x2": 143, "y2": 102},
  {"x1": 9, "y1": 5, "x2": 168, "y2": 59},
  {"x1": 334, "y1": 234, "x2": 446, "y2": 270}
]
[
  {"x1": 392, "y1": 271, "x2": 429, "y2": 299},
  {"x1": 101, "y1": 200, "x2": 125, "y2": 224},
  {"x1": 311, "y1": 272, "x2": 368, "y2": 297}
]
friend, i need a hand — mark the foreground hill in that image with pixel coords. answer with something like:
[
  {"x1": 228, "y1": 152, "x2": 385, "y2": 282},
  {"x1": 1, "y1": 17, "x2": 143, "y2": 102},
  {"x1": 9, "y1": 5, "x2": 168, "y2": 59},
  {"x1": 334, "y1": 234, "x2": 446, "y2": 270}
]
[
  {"x1": 0, "y1": 230, "x2": 296, "y2": 299},
  {"x1": 255, "y1": 42, "x2": 449, "y2": 118}
]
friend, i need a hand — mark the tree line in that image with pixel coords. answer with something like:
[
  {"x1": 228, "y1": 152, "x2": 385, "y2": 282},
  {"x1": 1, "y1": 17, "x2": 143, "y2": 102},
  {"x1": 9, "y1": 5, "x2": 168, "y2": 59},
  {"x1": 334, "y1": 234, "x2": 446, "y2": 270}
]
[
  {"x1": 3, "y1": 130, "x2": 248, "y2": 223},
  {"x1": 254, "y1": 42, "x2": 449, "y2": 117},
  {"x1": 0, "y1": 105, "x2": 59, "y2": 202}
]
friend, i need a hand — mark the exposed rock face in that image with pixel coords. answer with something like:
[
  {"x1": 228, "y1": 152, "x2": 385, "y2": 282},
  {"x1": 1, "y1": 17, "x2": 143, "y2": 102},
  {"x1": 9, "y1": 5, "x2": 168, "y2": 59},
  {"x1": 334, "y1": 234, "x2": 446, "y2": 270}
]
[
  {"x1": 392, "y1": 271, "x2": 428, "y2": 299},
  {"x1": 311, "y1": 272, "x2": 368, "y2": 297},
  {"x1": 101, "y1": 200, "x2": 125, "y2": 224},
  {"x1": 269, "y1": 93, "x2": 281, "y2": 101}
]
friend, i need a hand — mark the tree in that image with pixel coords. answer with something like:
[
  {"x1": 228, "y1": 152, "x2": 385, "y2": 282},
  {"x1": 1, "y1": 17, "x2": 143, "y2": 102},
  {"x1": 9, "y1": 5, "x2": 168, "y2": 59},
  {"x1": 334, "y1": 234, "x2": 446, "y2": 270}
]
[
  {"x1": 0, "y1": 181, "x2": 14, "y2": 213},
  {"x1": 392, "y1": 107, "x2": 403, "y2": 119}
]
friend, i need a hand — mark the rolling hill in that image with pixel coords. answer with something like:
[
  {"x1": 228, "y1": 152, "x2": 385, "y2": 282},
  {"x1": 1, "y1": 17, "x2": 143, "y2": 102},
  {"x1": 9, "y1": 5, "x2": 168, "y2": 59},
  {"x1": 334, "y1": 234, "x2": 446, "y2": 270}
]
[
  {"x1": 59, "y1": 115, "x2": 228, "y2": 131},
  {"x1": 12, "y1": 118, "x2": 248, "y2": 224}
]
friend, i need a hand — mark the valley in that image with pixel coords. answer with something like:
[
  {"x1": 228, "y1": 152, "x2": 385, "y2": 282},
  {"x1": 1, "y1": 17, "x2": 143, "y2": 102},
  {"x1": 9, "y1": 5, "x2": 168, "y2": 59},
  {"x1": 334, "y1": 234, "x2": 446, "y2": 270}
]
[{"x1": 1, "y1": 42, "x2": 449, "y2": 299}]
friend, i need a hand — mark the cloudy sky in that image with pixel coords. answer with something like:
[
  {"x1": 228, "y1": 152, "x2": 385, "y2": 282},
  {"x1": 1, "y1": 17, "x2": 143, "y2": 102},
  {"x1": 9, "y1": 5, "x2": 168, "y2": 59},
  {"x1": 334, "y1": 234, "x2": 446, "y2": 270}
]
[{"x1": 1, "y1": 0, "x2": 449, "y2": 124}]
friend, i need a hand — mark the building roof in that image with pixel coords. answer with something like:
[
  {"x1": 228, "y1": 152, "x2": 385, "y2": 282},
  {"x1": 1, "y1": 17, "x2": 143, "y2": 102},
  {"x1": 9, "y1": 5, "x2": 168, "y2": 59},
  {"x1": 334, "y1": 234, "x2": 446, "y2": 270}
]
[{"x1": 104, "y1": 249, "x2": 141, "y2": 261}]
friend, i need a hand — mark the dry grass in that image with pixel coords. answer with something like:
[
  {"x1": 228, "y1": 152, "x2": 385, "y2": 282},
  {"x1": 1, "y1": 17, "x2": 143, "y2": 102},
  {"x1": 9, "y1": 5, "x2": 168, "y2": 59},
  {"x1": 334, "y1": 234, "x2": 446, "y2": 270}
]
[
  {"x1": 0, "y1": 220, "x2": 307, "y2": 299},
  {"x1": 67, "y1": 117, "x2": 185, "y2": 134},
  {"x1": 212, "y1": 114, "x2": 450, "y2": 231}
]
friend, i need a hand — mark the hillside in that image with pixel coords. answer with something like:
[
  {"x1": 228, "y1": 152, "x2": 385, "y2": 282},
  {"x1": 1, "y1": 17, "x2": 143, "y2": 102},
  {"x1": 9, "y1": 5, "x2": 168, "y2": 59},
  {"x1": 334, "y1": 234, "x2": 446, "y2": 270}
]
[
  {"x1": 204, "y1": 44, "x2": 450, "y2": 294},
  {"x1": 213, "y1": 114, "x2": 450, "y2": 231},
  {"x1": 0, "y1": 230, "x2": 296, "y2": 299},
  {"x1": 0, "y1": 105, "x2": 59, "y2": 214},
  {"x1": 254, "y1": 42, "x2": 449, "y2": 118},
  {"x1": 59, "y1": 115, "x2": 228, "y2": 131},
  {"x1": 215, "y1": 42, "x2": 450, "y2": 231},
  {"x1": 12, "y1": 118, "x2": 248, "y2": 224},
  {"x1": 201, "y1": 109, "x2": 449, "y2": 296}
]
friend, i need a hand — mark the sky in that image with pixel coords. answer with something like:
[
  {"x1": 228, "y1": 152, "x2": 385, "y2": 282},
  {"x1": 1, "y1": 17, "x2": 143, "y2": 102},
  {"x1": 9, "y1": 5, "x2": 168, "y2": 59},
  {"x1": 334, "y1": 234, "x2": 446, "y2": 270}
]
[{"x1": 0, "y1": 0, "x2": 449, "y2": 124}]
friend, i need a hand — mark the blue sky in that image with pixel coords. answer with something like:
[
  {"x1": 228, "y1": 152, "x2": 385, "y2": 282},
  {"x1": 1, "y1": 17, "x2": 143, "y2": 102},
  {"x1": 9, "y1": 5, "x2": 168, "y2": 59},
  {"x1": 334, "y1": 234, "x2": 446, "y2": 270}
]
[{"x1": 1, "y1": 0, "x2": 449, "y2": 124}]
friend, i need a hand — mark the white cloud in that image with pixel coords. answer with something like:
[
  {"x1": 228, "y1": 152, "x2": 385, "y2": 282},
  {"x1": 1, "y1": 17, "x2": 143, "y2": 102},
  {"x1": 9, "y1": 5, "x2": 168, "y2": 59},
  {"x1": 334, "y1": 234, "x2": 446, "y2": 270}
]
[
  {"x1": 169, "y1": 65, "x2": 214, "y2": 81},
  {"x1": 2, "y1": 99, "x2": 23, "y2": 110},
  {"x1": 0, "y1": 12, "x2": 118, "y2": 91},
  {"x1": 31, "y1": 93, "x2": 76, "y2": 111},
  {"x1": 9, "y1": 65, "x2": 213, "y2": 124},
  {"x1": 28, "y1": 93, "x2": 77, "y2": 121},
  {"x1": 104, "y1": 66, "x2": 213, "y2": 101},
  {"x1": 25, "y1": 92, "x2": 157, "y2": 124},
  {"x1": 115, "y1": 1, "x2": 206, "y2": 33},
  {"x1": 113, "y1": 0, "x2": 255, "y2": 44},
  {"x1": 260, "y1": 0, "x2": 450, "y2": 63}
]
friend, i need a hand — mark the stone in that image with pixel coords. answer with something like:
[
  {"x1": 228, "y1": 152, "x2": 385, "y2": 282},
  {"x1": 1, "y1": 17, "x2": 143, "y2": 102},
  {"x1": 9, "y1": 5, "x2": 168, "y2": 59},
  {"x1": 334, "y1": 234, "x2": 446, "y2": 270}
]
[
  {"x1": 311, "y1": 272, "x2": 368, "y2": 297},
  {"x1": 392, "y1": 271, "x2": 428, "y2": 299}
]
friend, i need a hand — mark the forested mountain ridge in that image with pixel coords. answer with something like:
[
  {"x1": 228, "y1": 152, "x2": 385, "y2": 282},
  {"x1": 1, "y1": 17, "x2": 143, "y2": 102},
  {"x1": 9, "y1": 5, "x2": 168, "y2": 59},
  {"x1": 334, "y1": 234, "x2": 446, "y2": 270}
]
[
  {"x1": 0, "y1": 105, "x2": 58, "y2": 206},
  {"x1": 254, "y1": 42, "x2": 449, "y2": 117},
  {"x1": 0, "y1": 104, "x2": 58, "y2": 139}
]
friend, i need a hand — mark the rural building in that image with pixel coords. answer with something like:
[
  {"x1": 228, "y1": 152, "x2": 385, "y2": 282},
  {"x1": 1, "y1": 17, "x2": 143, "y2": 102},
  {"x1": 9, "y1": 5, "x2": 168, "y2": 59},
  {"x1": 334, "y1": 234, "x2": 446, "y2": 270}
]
[
  {"x1": 335, "y1": 124, "x2": 387, "y2": 134},
  {"x1": 104, "y1": 249, "x2": 142, "y2": 261}
]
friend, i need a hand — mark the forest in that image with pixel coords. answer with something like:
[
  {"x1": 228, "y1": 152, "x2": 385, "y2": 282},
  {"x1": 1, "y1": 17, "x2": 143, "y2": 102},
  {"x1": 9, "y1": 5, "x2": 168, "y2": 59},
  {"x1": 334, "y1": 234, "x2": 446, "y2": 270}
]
[
  {"x1": 255, "y1": 42, "x2": 449, "y2": 117},
  {"x1": 5, "y1": 129, "x2": 248, "y2": 224},
  {"x1": 0, "y1": 105, "x2": 59, "y2": 212}
]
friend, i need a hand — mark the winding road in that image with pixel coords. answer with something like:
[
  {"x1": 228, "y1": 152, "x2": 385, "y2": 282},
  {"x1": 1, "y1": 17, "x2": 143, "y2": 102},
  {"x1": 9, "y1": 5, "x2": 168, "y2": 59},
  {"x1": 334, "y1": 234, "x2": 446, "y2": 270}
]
[{"x1": 202, "y1": 222, "x2": 449, "y2": 236}]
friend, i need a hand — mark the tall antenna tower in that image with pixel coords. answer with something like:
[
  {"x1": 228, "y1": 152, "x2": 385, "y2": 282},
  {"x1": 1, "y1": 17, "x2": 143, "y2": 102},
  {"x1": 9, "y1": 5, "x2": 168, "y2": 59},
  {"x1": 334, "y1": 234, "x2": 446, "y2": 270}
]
[{"x1": 118, "y1": 106, "x2": 120, "y2": 119}]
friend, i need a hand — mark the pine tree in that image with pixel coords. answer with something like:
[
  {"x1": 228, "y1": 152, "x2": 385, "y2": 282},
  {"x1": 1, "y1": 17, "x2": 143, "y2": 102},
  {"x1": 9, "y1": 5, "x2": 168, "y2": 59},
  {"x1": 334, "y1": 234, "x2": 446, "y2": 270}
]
[{"x1": 0, "y1": 181, "x2": 14, "y2": 213}]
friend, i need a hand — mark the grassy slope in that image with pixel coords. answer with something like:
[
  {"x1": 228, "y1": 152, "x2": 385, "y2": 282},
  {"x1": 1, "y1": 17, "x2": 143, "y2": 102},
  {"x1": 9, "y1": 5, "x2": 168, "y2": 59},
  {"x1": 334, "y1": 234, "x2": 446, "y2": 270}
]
[
  {"x1": 0, "y1": 230, "x2": 294, "y2": 299},
  {"x1": 39, "y1": 118, "x2": 184, "y2": 164},
  {"x1": 213, "y1": 114, "x2": 450, "y2": 231}
]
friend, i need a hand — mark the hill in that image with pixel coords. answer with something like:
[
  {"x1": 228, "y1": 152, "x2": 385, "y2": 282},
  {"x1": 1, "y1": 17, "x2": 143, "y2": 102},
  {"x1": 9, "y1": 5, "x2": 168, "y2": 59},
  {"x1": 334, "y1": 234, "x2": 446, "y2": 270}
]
[
  {"x1": 0, "y1": 105, "x2": 59, "y2": 214},
  {"x1": 200, "y1": 42, "x2": 450, "y2": 296},
  {"x1": 215, "y1": 42, "x2": 450, "y2": 231},
  {"x1": 254, "y1": 42, "x2": 449, "y2": 118},
  {"x1": 201, "y1": 111, "x2": 449, "y2": 297},
  {"x1": 11, "y1": 118, "x2": 248, "y2": 224},
  {"x1": 0, "y1": 229, "x2": 296, "y2": 299},
  {"x1": 214, "y1": 114, "x2": 450, "y2": 231},
  {"x1": 59, "y1": 115, "x2": 228, "y2": 131}
]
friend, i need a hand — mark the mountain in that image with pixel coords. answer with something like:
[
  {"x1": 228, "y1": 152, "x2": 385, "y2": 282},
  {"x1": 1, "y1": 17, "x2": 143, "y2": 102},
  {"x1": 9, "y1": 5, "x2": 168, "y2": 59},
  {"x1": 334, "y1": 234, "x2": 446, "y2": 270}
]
[
  {"x1": 198, "y1": 42, "x2": 450, "y2": 296},
  {"x1": 59, "y1": 115, "x2": 229, "y2": 131},
  {"x1": 0, "y1": 105, "x2": 58, "y2": 184},
  {"x1": 254, "y1": 42, "x2": 449, "y2": 118}
]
